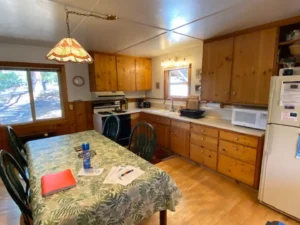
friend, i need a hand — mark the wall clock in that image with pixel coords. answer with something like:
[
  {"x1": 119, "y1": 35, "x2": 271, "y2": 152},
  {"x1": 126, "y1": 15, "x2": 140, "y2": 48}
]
[{"x1": 73, "y1": 76, "x2": 84, "y2": 86}]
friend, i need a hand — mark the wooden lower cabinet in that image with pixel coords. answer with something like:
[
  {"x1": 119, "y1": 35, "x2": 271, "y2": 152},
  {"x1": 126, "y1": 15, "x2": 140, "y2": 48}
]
[
  {"x1": 220, "y1": 130, "x2": 258, "y2": 148},
  {"x1": 170, "y1": 126, "x2": 190, "y2": 158},
  {"x1": 219, "y1": 140, "x2": 257, "y2": 164},
  {"x1": 151, "y1": 122, "x2": 170, "y2": 149},
  {"x1": 190, "y1": 144, "x2": 217, "y2": 170},
  {"x1": 136, "y1": 113, "x2": 264, "y2": 189},
  {"x1": 190, "y1": 132, "x2": 218, "y2": 151},
  {"x1": 130, "y1": 113, "x2": 140, "y2": 129},
  {"x1": 218, "y1": 154, "x2": 255, "y2": 186}
]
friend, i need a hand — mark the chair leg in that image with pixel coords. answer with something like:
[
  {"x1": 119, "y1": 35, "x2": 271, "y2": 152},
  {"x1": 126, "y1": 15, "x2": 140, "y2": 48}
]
[
  {"x1": 159, "y1": 210, "x2": 167, "y2": 225},
  {"x1": 20, "y1": 214, "x2": 33, "y2": 225}
]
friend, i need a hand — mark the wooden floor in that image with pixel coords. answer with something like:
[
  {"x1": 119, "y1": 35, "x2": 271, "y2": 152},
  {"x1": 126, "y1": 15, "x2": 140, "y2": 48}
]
[{"x1": 1, "y1": 157, "x2": 299, "y2": 225}]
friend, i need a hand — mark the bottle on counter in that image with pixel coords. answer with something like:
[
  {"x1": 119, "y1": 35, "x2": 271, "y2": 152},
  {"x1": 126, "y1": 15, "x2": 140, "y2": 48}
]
[{"x1": 82, "y1": 142, "x2": 91, "y2": 169}]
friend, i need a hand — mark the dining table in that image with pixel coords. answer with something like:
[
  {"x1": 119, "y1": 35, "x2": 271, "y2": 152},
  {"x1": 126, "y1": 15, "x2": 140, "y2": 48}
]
[{"x1": 25, "y1": 130, "x2": 181, "y2": 225}]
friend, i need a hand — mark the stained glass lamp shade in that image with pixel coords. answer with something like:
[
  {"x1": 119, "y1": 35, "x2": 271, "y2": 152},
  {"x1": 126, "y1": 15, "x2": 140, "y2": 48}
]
[{"x1": 46, "y1": 38, "x2": 93, "y2": 63}]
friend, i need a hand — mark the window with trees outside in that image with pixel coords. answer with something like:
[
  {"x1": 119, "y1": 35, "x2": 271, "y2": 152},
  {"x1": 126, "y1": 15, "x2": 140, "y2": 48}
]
[
  {"x1": 0, "y1": 67, "x2": 64, "y2": 125},
  {"x1": 165, "y1": 66, "x2": 191, "y2": 99}
]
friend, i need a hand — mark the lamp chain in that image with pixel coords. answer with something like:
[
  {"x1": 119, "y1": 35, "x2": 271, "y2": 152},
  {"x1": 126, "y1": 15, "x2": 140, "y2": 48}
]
[
  {"x1": 64, "y1": 6, "x2": 118, "y2": 38},
  {"x1": 65, "y1": 7, "x2": 71, "y2": 38}
]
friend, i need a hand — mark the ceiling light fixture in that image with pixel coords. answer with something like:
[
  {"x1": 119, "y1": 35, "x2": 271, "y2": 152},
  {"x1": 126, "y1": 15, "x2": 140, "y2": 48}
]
[
  {"x1": 46, "y1": 7, "x2": 118, "y2": 64},
  {"x1": 161, "y1": 57, "x2": 188, "y2": 68}
]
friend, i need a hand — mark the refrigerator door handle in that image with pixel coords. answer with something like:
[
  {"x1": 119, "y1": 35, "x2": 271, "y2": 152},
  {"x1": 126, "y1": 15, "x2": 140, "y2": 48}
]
[{"x1": 264, "y1": 125, "x2": 274, "y2": 155}]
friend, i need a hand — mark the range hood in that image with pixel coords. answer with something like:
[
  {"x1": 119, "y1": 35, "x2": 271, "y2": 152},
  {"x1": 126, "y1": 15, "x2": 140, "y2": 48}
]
[{"x1": 91, "y1": 91, "x2": 125, "y2": 100}]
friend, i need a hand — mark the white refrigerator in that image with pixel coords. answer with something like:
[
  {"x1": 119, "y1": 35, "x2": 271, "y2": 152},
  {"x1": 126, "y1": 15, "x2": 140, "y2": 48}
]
[{"x1": 259, "y1": 71, "x2": 300, "y2": 220}]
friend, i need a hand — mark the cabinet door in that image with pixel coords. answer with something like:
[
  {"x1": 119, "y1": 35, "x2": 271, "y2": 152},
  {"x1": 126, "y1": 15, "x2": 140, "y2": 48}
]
[
  {"x1": 151, "y1": 123, "x2": 170, "y2": 149},
  {"x1": 170, "y1": 127, "x2": 189, "y2": 158},
  {"x1": 213, "y1": 38, "x2": 233, "y2": 102},
  {"x1": 201, "y1": 38, "x2": 233, "y2": 102},
  {"x1": 93, "y1": 54, "x2": 117, "y2": 91},
  {"x1": 231, "y1": 28, "x2": 277, "y2": 105},
  {"x1": 136, "y1": 58, "x2": 152, "y2": 91},
  {"x1": 145, "y1": 59, "x2": 152, "y2": 90},
  {"x1": 201, "y1": 41, "x2": 214, "y2": 101},
  {"x1": 116, "y1": 56, "x2": 136, "y2": 91}
]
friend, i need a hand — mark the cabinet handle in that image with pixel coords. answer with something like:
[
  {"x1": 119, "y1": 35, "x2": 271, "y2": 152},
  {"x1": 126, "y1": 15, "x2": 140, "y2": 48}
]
[
  {"x1": 235, "y1": 137, "x2": 239, "y2": 141},
  {"x1": 225, "y1": 91, "x2": 229, "y2": 95},
  {"x1": 232, "y1": 91, "x2": 236, "y2": 95},
  {"x1": 201, "y1": 150, "x2": 204, "y2": 153},
  {"x1": 234, "y1": 147, "x2": 238, "y2": 151},
  {"x1": 201, "y1": 137, "x2": 204, "y2": 140}
]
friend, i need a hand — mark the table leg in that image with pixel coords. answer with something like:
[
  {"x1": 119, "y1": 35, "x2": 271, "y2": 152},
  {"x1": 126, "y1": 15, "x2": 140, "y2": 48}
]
[{"x1": 160, "y1": 210, "x2": 167, "y2": 225}]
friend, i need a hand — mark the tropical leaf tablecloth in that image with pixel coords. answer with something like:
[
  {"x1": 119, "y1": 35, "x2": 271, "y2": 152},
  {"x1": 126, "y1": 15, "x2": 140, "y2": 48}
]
[{"x1": 26, "y1": 130, "x2": 181, "y2": 225}]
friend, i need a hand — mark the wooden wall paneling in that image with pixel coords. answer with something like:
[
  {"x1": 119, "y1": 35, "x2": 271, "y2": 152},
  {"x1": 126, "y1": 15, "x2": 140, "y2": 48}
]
[
  {"x1": 85, "y1": 101, "x2": 93, "y2": 130},
  {"x1": 116, "y1": 56, "x2": 136, "y2": 91},
  {"x1": 73, "y1": 101, "x2": 88, "y2": 132},
  {"x1": 68, "y1": 102, "x2": 76, "y2": 134}
]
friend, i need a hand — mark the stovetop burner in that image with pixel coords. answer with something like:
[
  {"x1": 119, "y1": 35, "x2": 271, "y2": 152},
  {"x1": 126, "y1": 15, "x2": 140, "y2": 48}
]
[{"x1": 98, "y1": 111, "x2": 113, "y2": 115}]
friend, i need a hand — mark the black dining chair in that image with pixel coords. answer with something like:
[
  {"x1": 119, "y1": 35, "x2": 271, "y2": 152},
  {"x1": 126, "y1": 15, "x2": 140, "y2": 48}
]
[
  {"x1": 102, "y1": 114, "x2": 120, "y2": 141},
  {"x1": 0, "y1": 150, "x2": 32, "y2": 225},
  {"x1": 6, "y1": 126, "x2": 28, "y2": 172},
  {"x1": 128, "y1": 122, "x2": 157, "y2": 162}
]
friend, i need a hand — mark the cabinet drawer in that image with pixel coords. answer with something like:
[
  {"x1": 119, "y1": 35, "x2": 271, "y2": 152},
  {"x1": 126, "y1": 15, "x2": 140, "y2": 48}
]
[
  {"x1": 190, "y1": 132, "x2": 218, "y2": 152},
  {"x1": 220, "y1": 130, "x2": 258, "y2": 148},
  {"x1": 130, "y1": 113, "x2": 140, "y2": 120},
  {"x1": 171, "y1": 119, "x2": 190, "y2": 130},
  {"x1": 218, "y1": 154, "x2": 255, "y2": 186},
  {"x1": 190, "y1": 144, "x2": 217, "y2": 170},
  {"x1": 219, "y1": 140, "x2": 257, "y2": 164},
  {"x1": 146, "y1": 114, "x2": 171, "y2": 126},
  {"x1": 191, "y1": 124, "x2": 219, "y2": 138}
]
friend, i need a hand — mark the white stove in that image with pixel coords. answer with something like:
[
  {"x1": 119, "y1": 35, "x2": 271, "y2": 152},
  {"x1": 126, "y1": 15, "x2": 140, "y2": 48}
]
[{"x1": 92, "y1": 97, "x2": 131, "y2": 146}]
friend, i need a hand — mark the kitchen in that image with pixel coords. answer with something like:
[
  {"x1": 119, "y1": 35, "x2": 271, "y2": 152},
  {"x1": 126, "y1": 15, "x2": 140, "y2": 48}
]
[{"x1": 1, "y1": 0, "x2": 300, "y2": 225}]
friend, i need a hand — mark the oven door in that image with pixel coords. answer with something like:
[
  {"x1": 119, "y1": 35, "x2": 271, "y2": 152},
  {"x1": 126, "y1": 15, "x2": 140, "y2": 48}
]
[{"x1": 102, "y1": 114, "x2": 131, "y2": 146}]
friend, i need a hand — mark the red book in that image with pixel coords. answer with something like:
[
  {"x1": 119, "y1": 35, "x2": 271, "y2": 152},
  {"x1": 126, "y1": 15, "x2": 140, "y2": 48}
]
[{"x1": 41, "y1": 169, "x2": 76, "y2": 197}]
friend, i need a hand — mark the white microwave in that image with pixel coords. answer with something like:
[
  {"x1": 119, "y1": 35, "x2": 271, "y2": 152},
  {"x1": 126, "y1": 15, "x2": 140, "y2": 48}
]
[{"x1": 232, "y1": 108, "x2": 268, "y2": 130}]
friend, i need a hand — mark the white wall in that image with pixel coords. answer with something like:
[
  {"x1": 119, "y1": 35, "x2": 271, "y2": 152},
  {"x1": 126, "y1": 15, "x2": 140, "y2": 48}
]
[
  {"x1": 147, "y1": 44, "x2": 204, "y2": 99},
  {"x1": 0, "y1": 43, "x2": 91, "y2": 102}
]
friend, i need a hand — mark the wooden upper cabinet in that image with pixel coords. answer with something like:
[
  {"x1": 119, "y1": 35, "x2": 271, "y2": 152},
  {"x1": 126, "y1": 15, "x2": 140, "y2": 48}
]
[
  {"x1": 136, "y1": 58, "x2": 152, "y2": 91},
  {"x1": 88, "y1": 53, "x2": 117, "y2": 91},
  {"x1": 116, "y1": 56, "x2": 136, "y2": 91},
  {"x1": 201, "y1": 38, "x2": 233, "y2": 102},
  {"x1": 230, "y1": 28, "x2": 278, "y2": 105}
]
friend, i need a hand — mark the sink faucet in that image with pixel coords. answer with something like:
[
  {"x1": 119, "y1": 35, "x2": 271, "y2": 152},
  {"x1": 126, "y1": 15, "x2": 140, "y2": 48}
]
[{"x1": 171, "y1": 98, "x2": 175, "y2": 112}]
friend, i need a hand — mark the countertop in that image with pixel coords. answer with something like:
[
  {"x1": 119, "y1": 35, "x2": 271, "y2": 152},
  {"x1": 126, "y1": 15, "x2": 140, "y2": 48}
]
[{"x1": 97, "y1": 108, "x2": 265, "y2": 137}]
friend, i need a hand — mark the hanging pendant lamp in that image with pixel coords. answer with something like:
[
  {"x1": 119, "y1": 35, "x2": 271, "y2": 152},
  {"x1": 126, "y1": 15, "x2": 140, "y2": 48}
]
[{"x1": 46, "y1": 8, "x2": 118, "y2": 64}]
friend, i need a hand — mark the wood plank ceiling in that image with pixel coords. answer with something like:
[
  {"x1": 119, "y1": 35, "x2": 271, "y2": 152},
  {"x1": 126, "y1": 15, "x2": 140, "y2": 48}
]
[{"x1": 0, "y1": 0, "x2": 300, "y2": 57}]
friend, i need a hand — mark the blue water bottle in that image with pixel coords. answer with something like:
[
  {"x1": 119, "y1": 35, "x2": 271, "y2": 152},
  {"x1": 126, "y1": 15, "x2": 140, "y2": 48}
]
[{"x1": 82, "y1": 142, "x2": 91, "y2": 169}]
